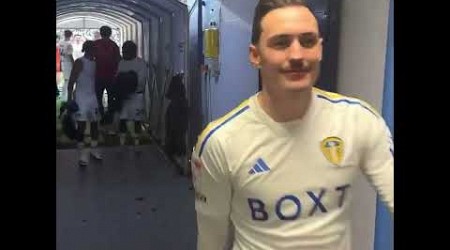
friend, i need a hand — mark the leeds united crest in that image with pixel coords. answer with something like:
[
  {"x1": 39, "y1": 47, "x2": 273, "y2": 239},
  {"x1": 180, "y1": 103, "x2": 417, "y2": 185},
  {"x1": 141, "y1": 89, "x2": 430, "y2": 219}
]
[{"x1": 320, "y1": 137, "x2": 344, "y2": 166}]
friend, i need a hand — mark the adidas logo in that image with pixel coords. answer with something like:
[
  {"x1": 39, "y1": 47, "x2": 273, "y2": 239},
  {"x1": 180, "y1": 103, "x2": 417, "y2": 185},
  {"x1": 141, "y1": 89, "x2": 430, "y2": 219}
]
[{"x1": 249, "y1": 158, "x2": 270, "y2": 175}]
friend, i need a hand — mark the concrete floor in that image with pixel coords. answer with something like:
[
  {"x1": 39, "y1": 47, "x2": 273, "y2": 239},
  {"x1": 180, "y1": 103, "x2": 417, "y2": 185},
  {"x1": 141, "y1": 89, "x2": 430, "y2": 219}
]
[{"x1": 56, "y1": 145, "x2": 197, "y2": 250}]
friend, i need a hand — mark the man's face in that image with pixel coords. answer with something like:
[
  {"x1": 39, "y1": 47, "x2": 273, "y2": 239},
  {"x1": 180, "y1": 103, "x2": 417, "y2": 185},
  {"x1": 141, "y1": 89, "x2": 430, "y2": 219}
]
[
  {"x1": 249, "y1": 6, "x2": 323, "y2": 93},
  {"x1": 74, "y1": 36, "x2": 82, "y2": 44}
]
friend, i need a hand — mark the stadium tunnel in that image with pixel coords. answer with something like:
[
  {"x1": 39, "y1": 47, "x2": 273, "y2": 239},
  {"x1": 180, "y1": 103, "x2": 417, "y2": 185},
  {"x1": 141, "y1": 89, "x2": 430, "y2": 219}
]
[{"x1": 56, "y1": 0, "x2": 189, "y2": 145}]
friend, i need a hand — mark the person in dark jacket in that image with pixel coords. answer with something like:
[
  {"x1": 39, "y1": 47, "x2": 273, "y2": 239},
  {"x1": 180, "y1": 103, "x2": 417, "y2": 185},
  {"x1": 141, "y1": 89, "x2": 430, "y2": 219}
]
[{"x1": 165, "y1": 73, "x2": 189, "y2": 173}]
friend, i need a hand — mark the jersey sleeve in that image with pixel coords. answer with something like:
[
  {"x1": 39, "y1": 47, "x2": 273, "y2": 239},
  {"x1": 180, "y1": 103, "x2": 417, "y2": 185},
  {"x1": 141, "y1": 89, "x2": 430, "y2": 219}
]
[
  {"x1": 191, "y1": 133, "x2": 233, "y2": 250},
  {"x1": 360, "y1": 113, "x2": 394, "y2": 213}
]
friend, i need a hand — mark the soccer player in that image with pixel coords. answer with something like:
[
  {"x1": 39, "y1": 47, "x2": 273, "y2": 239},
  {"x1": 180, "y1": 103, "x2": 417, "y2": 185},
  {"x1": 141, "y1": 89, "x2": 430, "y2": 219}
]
[
  {"x1": 116, "y1": 40, "x2": 148, "y2": 148},
  {"x1": 191, "y1": 0, "x2": 393, "y2": 249},
  {"x1": 59, "y1": 30, "x2": 74, "y2": 102},
  {"x1": 68, "y1": 40, "x2": 103, "y2": 166}
]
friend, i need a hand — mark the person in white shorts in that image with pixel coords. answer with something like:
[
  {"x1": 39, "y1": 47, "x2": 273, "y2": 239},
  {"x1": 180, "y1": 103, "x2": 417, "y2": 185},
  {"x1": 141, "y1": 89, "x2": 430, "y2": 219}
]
[
  {"x1": 59, "y1": 30, "x2": 74, "y2": 102},
  {"x1": 67, "y1": 40, "x2": 102, "y2": 166},
  {"x1": 117, "y1": 40, "x2": 148, "y2": 148}
]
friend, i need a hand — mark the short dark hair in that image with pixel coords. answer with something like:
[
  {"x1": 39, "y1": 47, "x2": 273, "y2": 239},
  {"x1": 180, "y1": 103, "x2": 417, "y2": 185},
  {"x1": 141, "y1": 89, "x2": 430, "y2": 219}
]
[
  {"x1": 122, "y1": 40, "x2": 137, "y2": 60},
  {"x1": 251, "y1": 0, "x2": 311, "y2": 45},
  {"x1": 82, "y1": 40, "x2": 95, "y2": 53},
  {"x1": 100, "y1": 26, "x2": 112, "y2": 38},
  {"x1": 64, "y1": 30, "x2": 73, "y2": 38}
]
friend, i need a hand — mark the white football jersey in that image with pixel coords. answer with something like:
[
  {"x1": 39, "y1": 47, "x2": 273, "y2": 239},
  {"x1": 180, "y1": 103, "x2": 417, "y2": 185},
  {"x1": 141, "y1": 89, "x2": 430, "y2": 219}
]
[
  {"x1": 191, "y1": 88, "x2": 393, "y2": 250},
  {"x1": 117, "y1": 57, "x2": 148, "y2": 93}
]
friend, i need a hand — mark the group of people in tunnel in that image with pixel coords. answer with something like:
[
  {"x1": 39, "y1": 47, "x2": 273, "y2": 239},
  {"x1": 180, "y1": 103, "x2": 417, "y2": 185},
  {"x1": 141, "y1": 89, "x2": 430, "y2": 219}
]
[{"x1": 58, "y1": 25, "x2": 149, "y2": 166}]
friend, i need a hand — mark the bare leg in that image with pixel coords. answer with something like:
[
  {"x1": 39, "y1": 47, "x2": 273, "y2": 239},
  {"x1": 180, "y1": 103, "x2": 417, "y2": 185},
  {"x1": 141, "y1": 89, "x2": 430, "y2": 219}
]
[
  {"x1": 90, "y1": 121, "x2": 102, "y2": 160},
  {"x1": 76, "y1": 121, "x2": 88, "y2": 166}
]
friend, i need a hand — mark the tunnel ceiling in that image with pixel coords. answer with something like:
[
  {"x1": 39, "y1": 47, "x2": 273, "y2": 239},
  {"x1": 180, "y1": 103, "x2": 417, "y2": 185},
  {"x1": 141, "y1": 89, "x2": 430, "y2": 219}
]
[
  {"x1": 58, "y1": 2, "x2": 147, "y2": 22},
  {"x1": 58, "y1": 9, "x2": 141, "y2": 31},
  {"x1": 58, "y1": 11, "x2": 139, "y2": 28},
  {"x1": 57, "y1": 0, "x2": 186, "y2": 20}
]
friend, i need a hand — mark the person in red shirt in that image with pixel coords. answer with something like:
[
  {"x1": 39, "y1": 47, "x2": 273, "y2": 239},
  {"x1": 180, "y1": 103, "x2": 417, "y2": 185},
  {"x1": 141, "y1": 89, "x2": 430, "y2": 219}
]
[
  {"x1": 56, "y1": 34, "x2": 61, "y2": 73},
  {"x1": 93, "y1": 26, "x2": 121, "y2": 121}
]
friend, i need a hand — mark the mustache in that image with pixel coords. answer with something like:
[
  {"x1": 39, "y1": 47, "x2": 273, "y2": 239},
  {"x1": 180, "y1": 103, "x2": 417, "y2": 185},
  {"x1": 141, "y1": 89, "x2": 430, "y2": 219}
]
[{"x1": 281, "y1": 59, "x2": 317, "y2": 73}]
